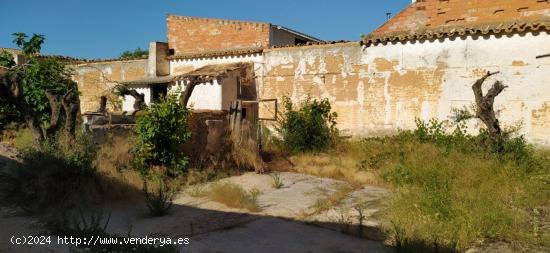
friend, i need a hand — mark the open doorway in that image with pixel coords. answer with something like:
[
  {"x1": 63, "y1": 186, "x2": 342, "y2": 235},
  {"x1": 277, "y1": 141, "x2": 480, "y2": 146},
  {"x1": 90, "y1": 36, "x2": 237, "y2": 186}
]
[{"x1": 151, "y1": 84, "x2": 168, "y2": 103}]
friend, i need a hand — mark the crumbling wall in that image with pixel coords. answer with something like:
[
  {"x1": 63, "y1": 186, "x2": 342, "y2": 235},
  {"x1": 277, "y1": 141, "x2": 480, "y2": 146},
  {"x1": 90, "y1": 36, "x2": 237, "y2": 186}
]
[
  {"x1": 71, "y1": 59, "x2": 148, "y2": 113},
  {"x1": 261, "y1": 32, "x2": 550, "y2": 145}
]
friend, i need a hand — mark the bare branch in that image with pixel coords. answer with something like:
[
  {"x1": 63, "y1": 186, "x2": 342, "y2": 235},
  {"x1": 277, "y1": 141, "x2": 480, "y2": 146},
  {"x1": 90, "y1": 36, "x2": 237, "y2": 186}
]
[{"x1": 471, "y1": 70, "x2": 506, "y2": 142}]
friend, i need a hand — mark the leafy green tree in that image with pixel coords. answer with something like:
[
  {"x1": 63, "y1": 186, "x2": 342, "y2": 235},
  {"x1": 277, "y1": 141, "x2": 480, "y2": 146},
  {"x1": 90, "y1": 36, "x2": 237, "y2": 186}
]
[
  {"x1": 119, "y1": 47, "x2": 148, "y2": 60},
  {"x1": 0, "y1": 33, "x2": 81, "y2": 143},
  {"x1": 134, "y1": 91, "x2": 191, "y2": 177},
  {"x1": 276, "y1": 96, "x2": 338, "y2": 153}
]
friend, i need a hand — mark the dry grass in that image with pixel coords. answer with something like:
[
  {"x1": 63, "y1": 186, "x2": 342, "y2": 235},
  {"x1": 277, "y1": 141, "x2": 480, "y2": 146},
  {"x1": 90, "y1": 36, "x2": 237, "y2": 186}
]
[
  {"x1": 270, "y1": 129, "x2": 550, "y2": 251},
  {"x1": 229, "y1": 121, "x2": 265, "y2": 173},
  {"x1": 310, "y1": 184, "x2": 356, "y2": 215},
  {"x1": 270, "y1": 172, "x2": 284, "y2": 189},
  {"x1": 203, "y1": 181, "x2": 262, "y2": 212},
  {"x1": 13, "y1": 127, "x2": 34, "y2": 150},
  {"x1": 361, "y1": 135, "x2": 550, "y2": 252},
  {"x1": 289, "y1": 140, "x2": 383, "y2": 187},
  {"x1": 93, "y1": 133, "x2": 144, "y2": 201}
]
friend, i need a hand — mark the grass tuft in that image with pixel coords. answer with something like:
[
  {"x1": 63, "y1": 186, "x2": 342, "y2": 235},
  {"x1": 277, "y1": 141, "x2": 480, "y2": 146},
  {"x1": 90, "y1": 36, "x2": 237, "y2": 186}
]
[
  {"x1": 206, "y1": 181, "x2": 261, "y2": 212},
  {"x1": 270, "y1": 172, "x2": 284, "y2": 189},
  {"x1": 311, "y1": 184, "x2": 355, "y2": 215}
]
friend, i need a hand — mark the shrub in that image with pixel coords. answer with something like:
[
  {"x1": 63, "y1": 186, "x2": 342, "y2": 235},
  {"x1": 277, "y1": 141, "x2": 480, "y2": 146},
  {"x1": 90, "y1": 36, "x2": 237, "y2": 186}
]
[
  {"x1": 5, "y1": 131, "x2": 101, "y2": 213},
  {"x1": 143, "y1": 179, "x2": 174, "y2": 217},
  {"x1": 134, "y1": 91, "x2": 192, "y2": 177},
  {"x1": 382, "y1": 163, "x2": 413, "y2": 187},
  {"x1": 276, "y1": 96, "x2": 338, "y2": 153}
]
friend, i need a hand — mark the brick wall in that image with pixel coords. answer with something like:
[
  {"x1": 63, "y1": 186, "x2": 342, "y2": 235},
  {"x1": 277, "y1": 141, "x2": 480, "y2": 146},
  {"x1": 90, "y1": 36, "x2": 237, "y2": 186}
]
[{"x1": 167, "y1": 15, "x2": 270, "y2": 55}]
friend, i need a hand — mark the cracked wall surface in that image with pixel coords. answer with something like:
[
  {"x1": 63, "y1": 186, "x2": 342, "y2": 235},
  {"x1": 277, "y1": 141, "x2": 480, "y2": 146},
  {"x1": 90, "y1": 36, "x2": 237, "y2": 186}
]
[
  {"x1": 262, "y1": 32, "x2": 550, "y2": 145},
  {"x1": 72, "y1": 59, "x2": 148, "y2": 113}
]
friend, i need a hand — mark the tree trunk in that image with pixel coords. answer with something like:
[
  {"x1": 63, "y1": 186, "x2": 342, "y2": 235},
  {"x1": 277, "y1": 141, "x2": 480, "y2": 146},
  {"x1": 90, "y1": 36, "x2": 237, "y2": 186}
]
[
  {"x1": 472, "y1": 71, "x2": 507, "y2": 142},
  {"x1": 45, "y1": 92, "x2": 62, "y2": 137},
  {"x1": 128, "y1": 90, "x2": 145, "y2": 110},
  {"x1": 179, "y1": 77, "x2": 198, "y2": 108},
  {"x1": 0, "y1": 68, "x2": 45, "y2": 143},
  {"x1": 62, "y1": 88, "x2": 80, "y2": 138}
]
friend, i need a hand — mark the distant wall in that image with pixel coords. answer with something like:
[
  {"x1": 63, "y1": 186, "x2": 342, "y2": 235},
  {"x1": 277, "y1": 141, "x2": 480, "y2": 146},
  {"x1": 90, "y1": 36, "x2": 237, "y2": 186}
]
[
  {"x1": 261, "y1": 32, "x2": 550, "y2": 146},
  {"x1": 72, "y1": 59, "x2": 148, "y2": 113}
]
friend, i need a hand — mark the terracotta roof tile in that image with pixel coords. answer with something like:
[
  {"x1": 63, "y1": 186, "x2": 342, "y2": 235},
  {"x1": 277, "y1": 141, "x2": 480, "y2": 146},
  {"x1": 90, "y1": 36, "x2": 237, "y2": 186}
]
[
  {"x1": 364, "y1": 0, "x2": 550, "y2": 44},
  {"x1": 168, "y1": 47, "x2": 263, "y2": 60}
]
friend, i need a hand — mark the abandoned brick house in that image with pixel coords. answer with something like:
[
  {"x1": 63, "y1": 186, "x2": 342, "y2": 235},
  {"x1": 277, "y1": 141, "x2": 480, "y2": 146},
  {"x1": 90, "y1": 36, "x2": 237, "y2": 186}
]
[{"x1": 25, "y1": 0, "x2": 550, "y2": 146}]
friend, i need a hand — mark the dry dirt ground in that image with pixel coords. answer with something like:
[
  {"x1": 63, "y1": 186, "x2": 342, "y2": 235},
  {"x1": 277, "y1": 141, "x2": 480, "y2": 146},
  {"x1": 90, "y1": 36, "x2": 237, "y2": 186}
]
[{"x1": 0, "y1": 143, "x2": 391, "y2": 253}]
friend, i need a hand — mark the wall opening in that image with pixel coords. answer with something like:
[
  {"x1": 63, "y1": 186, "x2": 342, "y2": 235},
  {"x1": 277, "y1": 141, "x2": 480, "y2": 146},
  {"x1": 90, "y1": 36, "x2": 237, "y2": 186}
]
[{"x1": 151, "y1": 84, "x2": 168, "y2": 103}]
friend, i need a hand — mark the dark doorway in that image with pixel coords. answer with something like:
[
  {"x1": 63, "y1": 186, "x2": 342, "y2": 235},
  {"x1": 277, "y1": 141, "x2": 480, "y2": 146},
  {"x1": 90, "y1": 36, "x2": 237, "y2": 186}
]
[{"x1": 151, "y1": 84, "x2": 168, "y2": 103}]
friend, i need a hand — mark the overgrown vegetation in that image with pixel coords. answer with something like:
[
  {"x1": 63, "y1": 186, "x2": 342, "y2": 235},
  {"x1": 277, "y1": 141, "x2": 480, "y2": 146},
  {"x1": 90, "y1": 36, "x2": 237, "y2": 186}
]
[
  {"x1": 279, "y1": 112, "x2": 548, "y2": 251},
  {"x1": 119, "y1": 47, "x2": 149, "y2": 60},
  {"x1": 134, "y1": 91, "x2": 191, "y2": 177},
  {"x1": 3, "y1": 132, "x2": 100, "y2": 213},
  {"x1": 276, "y1": 96, "x2": 338, "y2": 153},
  {"x1": 376, "y1": 119, "x2": 549, "y2": 252}
]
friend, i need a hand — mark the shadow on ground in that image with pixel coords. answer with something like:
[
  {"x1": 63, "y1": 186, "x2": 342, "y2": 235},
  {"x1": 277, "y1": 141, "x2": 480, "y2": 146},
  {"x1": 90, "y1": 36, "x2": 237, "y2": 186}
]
[{"x1": 0, "y1": 153, "x2": 459, "y2": 253}]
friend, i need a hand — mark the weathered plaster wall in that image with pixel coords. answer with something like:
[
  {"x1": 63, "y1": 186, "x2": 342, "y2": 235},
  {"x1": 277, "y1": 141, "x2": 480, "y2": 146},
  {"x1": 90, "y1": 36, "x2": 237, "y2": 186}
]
[
  {"x1": 72, "y1": 59, "x2": 148, "y2": 113},
  {"x1": 261, "y1": 32, "x2": 550, "y2": 145}
]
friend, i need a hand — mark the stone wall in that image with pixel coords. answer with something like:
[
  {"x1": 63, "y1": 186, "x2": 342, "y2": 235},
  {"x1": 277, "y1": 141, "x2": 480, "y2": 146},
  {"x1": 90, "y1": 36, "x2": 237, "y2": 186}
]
[
  {"x1": 71, "y1": 59, "x2": 148, "y2": 113},
  {"x1": 167, "y1": 15, "x2": 270, "y2": 55},
  {"x1": 261, "y1": 32, "x2": 550, "y2": 146}
]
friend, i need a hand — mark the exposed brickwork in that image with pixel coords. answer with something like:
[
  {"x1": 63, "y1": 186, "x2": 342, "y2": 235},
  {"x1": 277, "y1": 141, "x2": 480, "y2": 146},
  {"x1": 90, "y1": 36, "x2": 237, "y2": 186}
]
[
  {"x1": 167, "y1": 15, "x2": 270, "y2": 55},
  {"x1": 372, "y1": 0, "x2": 550, "y2": 36}
]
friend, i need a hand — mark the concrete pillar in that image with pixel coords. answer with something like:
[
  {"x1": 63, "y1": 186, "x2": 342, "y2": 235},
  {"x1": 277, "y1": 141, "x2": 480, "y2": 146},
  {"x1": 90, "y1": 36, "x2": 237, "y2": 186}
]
[{"x1": 147, "y1": 42, "x2": 170, "y2": 76}]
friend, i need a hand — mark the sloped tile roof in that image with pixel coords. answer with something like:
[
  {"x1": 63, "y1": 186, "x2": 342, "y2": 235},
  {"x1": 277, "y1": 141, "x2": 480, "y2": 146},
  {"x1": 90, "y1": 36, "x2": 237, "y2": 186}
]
[
  {"x1": 168, "y1": 47, "x2": 263, "y2": 60},
  {"x1": 121, "y1": 63, "x2": 250, "y2": 85},
  {"x1": 364, "y1": 0, "x2": 550, "y2": 44}
]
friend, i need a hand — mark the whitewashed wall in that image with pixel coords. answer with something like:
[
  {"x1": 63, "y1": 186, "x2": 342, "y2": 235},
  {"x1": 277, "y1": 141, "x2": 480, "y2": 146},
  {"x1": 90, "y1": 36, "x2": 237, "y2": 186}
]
[
  {"x1": 121, "y1": 85, "x2": 152, "y2": 112},
  {"x1": 363, "y1": 32, "x2": 550, "y2": 145},
  {"x1": 261, "y1": 32, "x2": 550, "y2": 146}
]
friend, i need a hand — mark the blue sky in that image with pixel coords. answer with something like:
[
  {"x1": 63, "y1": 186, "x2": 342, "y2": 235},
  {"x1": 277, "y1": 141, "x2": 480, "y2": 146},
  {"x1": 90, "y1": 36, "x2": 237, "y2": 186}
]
[{"x1": 0, "y1": 0, "x2": 410, "y2": 59}]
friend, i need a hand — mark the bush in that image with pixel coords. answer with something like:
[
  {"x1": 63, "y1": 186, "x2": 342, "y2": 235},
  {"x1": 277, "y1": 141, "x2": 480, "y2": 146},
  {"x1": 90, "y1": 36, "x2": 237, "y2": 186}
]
[
  {"x1": 143, "y1": 179, "x2": 174, "y2": 217},
  {"x1": 134, "y1": 92, "x2": 191, "y2": 177},
  {"x1": 276, "y1": 96, "x2": 338, "y2": 153},
  {"x1": 5, "y1": 132, "x2": 101, "y2": 213}
]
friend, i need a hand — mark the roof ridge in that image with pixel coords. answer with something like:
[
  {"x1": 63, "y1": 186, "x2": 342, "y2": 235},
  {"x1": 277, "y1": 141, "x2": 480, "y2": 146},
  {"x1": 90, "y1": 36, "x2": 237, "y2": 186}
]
[{"x1": 364, "y1": 18, "x2": 550, "y2": 45}]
